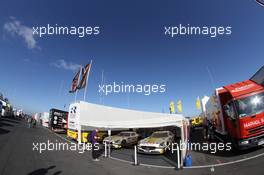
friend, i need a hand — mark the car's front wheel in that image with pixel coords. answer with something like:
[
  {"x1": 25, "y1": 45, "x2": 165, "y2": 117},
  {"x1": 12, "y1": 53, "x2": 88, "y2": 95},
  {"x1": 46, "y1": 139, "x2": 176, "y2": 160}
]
[{"x1": 121, "y1": 140, "x2": 127, "y2": 147}]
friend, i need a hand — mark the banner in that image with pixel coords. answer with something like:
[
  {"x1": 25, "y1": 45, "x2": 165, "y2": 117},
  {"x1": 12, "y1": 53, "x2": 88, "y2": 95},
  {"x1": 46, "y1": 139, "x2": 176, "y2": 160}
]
[
  {"x1": 78, "y1": 63, "x2": 91, "y2": 89},
  {"x1": 169, "y1": 101, "x2": 175, "y2": 114},
  {"x1": 177, "y1": 100, "x2": 182, "y2": 113},
  {"x1": 196, "y1": 96, "x2": 201, "y2": 110},
  {"x1": 69, "y1": 69, "x2": 81, "y2": 93}
]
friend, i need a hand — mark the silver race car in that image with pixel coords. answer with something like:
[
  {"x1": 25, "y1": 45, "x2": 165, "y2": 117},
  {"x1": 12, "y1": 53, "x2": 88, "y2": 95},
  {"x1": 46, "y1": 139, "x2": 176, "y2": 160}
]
[
  {"x1": 103, "y1": 131, "x2": 140, "y2": 148},
  {"x1": 137, "y1": 131, "x2": 174, "y2": 154}
]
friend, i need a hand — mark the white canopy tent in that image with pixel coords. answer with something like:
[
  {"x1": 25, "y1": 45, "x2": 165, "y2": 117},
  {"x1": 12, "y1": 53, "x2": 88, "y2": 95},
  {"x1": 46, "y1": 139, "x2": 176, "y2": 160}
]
[{"x1": 68, "y1": 101, "x2": 189, "y2": 166}]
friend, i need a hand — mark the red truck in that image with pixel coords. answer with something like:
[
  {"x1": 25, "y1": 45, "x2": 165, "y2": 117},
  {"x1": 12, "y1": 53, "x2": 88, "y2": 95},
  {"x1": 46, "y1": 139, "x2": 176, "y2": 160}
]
[{"x1": 203, "y1": 66, "x2": 264, "y2": 150}]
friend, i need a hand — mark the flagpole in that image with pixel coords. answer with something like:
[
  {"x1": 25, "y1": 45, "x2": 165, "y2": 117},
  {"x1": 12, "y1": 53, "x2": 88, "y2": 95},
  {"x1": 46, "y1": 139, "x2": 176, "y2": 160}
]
[
  {"x1": 74, "y1": 66, "x2": 82, "y2": 102},
  {"x1": 83, "y1": 60, "x2": 92, "y2": 101},
  {"x1": 100, "y1": 69, "x2": 104, "y2": 104}
]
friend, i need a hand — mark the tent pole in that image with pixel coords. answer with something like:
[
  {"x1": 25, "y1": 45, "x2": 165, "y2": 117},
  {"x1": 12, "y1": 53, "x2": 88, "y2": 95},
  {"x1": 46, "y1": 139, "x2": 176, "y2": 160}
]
[
  {"x1": 108, "y1": 129, "x2": 111, "y2": 157},
  {"x1": 77, "y1": 124, "x2": 81, "y2": 144},
  {"x1": 77, "y1": 109, "x2": 81, "y2": 144},
  {"x1": 134, "y1": 145, "x2": 138, "y2": 165},
  {"x1": 104, "y1": 142, "x2": 107, "y2": 157},
  {"x1": 180, "y1": 124, "x2": 185, "y2": 168},
  {"x1": 177, "y1": 144, "x2": 180, "y2": 169}
]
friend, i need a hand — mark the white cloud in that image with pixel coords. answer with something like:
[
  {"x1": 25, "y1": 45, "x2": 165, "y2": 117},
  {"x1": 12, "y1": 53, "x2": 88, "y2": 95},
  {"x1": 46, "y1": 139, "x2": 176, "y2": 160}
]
[
  {"x1": 51, "y1": 59, "x2": 81, "y2": 72},
  {"x1": 3, "y1": 17, "x2": 38, "y2": 49}
]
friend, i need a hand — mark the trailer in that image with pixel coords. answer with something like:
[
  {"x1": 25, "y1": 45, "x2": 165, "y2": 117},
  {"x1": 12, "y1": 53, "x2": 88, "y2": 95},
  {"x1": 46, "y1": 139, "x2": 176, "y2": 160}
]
[
  {"x1": 49, "y1": 108, "x2": 68, "y2": 132},
  {"x1": 0, "y1": 100, "x2": 6, "y2": 117},
  {"x1": 40, "y1": 112, "x2": 49, "y2": 128}
]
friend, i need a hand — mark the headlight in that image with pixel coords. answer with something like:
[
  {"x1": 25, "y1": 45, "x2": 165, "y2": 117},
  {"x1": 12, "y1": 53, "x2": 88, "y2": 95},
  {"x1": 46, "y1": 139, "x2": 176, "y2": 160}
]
[
  {"x1": 240, "y1": 140, "x2": 249, "y2": 145},
  {"x1": 159, "y1": 142, "x2": 165, "y2": 147}
]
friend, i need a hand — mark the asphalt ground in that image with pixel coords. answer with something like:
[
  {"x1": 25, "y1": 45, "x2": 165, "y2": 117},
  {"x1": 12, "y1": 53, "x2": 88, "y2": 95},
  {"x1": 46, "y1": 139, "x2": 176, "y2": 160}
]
[{"x1": 1, "y1": 117, "x2": 264, "y2": 175}]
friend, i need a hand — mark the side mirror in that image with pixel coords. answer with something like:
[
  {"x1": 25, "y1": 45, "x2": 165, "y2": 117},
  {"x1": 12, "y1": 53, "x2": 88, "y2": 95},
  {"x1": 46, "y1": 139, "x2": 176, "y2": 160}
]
[
  {"x1": 223, "y1": 105, "x2": 230, "y2": 116},
  {"x1": 224, "y1": 105, "x2": 236, "y2": 120}
]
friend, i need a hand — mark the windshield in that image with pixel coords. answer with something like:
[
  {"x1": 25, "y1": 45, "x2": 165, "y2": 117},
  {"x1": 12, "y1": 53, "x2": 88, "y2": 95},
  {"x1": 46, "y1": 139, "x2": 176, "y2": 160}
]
[
  {"x1": 151, "y1": 132, "x2": 168, "y2": 138},
  {"x1": 118, "y1": 132, "x2": 130, "y2": 137},
  {"x1": 235, "y1": 92, "x2": 264, "y2": 118}
]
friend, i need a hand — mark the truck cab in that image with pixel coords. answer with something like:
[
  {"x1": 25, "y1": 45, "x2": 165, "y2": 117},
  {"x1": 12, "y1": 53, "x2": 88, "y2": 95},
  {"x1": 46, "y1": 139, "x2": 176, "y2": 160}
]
[
  {"x1": 207, "y1": 79, "x2": 264, "y2": 150},
  {"x1": 222, "y1": 80, "x2": 264, "y2": 149}
]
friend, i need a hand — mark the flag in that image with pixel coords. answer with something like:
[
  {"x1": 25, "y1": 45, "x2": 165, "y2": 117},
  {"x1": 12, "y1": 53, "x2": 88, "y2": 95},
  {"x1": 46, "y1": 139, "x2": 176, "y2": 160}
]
[
  {"x1": 169, "y1": 101, "x2": 175, "y2": 114},
  {"x1": 196, "y1": 96, "x2": 201, "y2": 110},
  {"x1": 78, "y1": 63, "x2": 91, "y2": 89},
  {"x1": 69, "y1": 69, "x2": 81, "y2": 93},
  {"x1": 256, "y1": 0, "x2": 264, "y2": 7},
  {"x1": 177, "y1": 100, "x2": 182, "y2": 113}
]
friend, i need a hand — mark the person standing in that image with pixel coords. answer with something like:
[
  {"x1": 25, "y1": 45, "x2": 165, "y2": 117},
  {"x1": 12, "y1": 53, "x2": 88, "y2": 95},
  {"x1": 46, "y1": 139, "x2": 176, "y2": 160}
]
[
  {"x1": 32, "y1": 118, "x2": 36, "y2": 128},
  {"x1": 203, "y1": 118, "x2": 209, "y2": 140},
  {"x1": 88, "y1": 129, "x2": 100, "y2": 161},
  {"x1": 27, "y1": 117, "x2": 32, "y2": 128}
]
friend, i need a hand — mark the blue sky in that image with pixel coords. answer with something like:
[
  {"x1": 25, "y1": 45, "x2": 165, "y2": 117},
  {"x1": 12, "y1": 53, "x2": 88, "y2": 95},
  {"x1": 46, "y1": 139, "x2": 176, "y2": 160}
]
[{"x1": 0, "y1": 0, "x2": 263, "y2": 116}]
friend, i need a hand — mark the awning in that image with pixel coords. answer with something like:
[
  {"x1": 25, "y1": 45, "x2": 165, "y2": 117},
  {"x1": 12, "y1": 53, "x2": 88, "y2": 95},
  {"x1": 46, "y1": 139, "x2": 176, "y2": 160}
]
[{"x1": 71, "y1": 101, "x2": 188, "y2": 129}]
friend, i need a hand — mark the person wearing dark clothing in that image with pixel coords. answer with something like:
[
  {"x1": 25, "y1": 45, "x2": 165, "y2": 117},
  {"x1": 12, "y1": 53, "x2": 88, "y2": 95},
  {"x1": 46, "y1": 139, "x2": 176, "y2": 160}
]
[
  {"x1": 88, "y1": 129, "x2": 100, "y2": 161},
  {"x1": 203, "y1": 119, "x2": 209, "y2": 140},
  {"x1": 32, "y1": 118, "x2": 36, "y2": 128}
]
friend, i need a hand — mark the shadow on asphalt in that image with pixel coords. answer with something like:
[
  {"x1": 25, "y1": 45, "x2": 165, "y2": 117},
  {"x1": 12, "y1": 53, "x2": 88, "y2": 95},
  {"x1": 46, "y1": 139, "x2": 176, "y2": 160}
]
[
  {"x1": 0, "y1": 127, "x2": 10, "y2": 135},
  {"x1": 27, "y1": 165, "x2": 62, "y2": 175},
  {"x1": 1, "y1": 117, "x2": 20, "y2": 124},
  {"x1": 0, "y1": 121, "x2": 14, "y2": 128}
]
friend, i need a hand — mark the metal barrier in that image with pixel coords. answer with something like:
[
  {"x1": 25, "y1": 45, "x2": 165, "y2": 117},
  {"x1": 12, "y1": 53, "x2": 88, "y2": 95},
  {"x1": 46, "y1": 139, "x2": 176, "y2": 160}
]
[
  {"x1": 104, "y1": 142, "x2": 111, "y2": 158},
  {"x1": 104, "y1": 142, "x2": 107, "y2": 157},
  {"x1": 134, "y1": 145, "x2": 138, "y2": 165},
  {"x1": 108, "y1": 143, "x2": 111, "y2": 157}
]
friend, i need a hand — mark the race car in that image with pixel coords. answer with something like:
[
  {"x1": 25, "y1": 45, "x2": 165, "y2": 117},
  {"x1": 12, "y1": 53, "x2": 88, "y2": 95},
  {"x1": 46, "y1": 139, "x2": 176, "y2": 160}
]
[
  {"x1": 137, "y1": 131, "x2": 174, "y2": 154},
  {"x1": 103, "y1": 131, "x2": 139, "y2": 148},
  {"x1": 190, "y1": 116, "x2": 203, "y2": 128}
]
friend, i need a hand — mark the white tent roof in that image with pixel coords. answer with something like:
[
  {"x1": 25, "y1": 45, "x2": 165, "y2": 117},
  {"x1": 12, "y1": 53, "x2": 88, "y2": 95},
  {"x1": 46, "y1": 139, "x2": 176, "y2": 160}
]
[
  {"x1": 70, "y1": 101, "x2": 188, "y2": 129},
  {"x1": 69, "y1": 101, "x2": 189, "y2": 163}
]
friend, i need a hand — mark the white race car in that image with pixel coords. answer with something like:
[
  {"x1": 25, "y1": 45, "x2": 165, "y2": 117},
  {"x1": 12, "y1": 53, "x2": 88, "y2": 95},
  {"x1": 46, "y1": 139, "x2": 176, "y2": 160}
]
[
  {"x1": 137, "y1": 131, "x2": 174, "y2": 154},
  {"x1": 103, "y1": 131, "x2": 139, "y2": 148}
]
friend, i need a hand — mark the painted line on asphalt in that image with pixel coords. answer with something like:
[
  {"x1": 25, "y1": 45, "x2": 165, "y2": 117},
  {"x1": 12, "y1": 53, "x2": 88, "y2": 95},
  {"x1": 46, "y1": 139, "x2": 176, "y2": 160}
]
[
  {"x1": 184, "y1": 151, "x2": 264, "y2": 169},
  {"x1": 110, "y1": 151, "x2": 264, "y2": 170},
  {"x1": 109, "y1": 157, "x2": 175, "y2": 169},
  {"x1": 109, "y1": 157, "x2": 134, "y2": 165},
  {"x1": 140, "y1": 163, "x2": 176, "y2": 169}
]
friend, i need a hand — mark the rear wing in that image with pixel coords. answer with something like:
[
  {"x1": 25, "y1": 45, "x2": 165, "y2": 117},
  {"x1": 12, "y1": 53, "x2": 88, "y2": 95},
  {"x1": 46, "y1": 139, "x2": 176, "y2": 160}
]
[{"x1": 250, "y1": 65, "x2": 264, "y2": 86}]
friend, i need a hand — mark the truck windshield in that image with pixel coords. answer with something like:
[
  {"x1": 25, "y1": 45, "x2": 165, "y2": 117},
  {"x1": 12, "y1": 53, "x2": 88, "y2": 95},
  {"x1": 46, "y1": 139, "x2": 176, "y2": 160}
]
[{"x1": 235, "y1": 92, "x2": 264, "y2": 118}]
